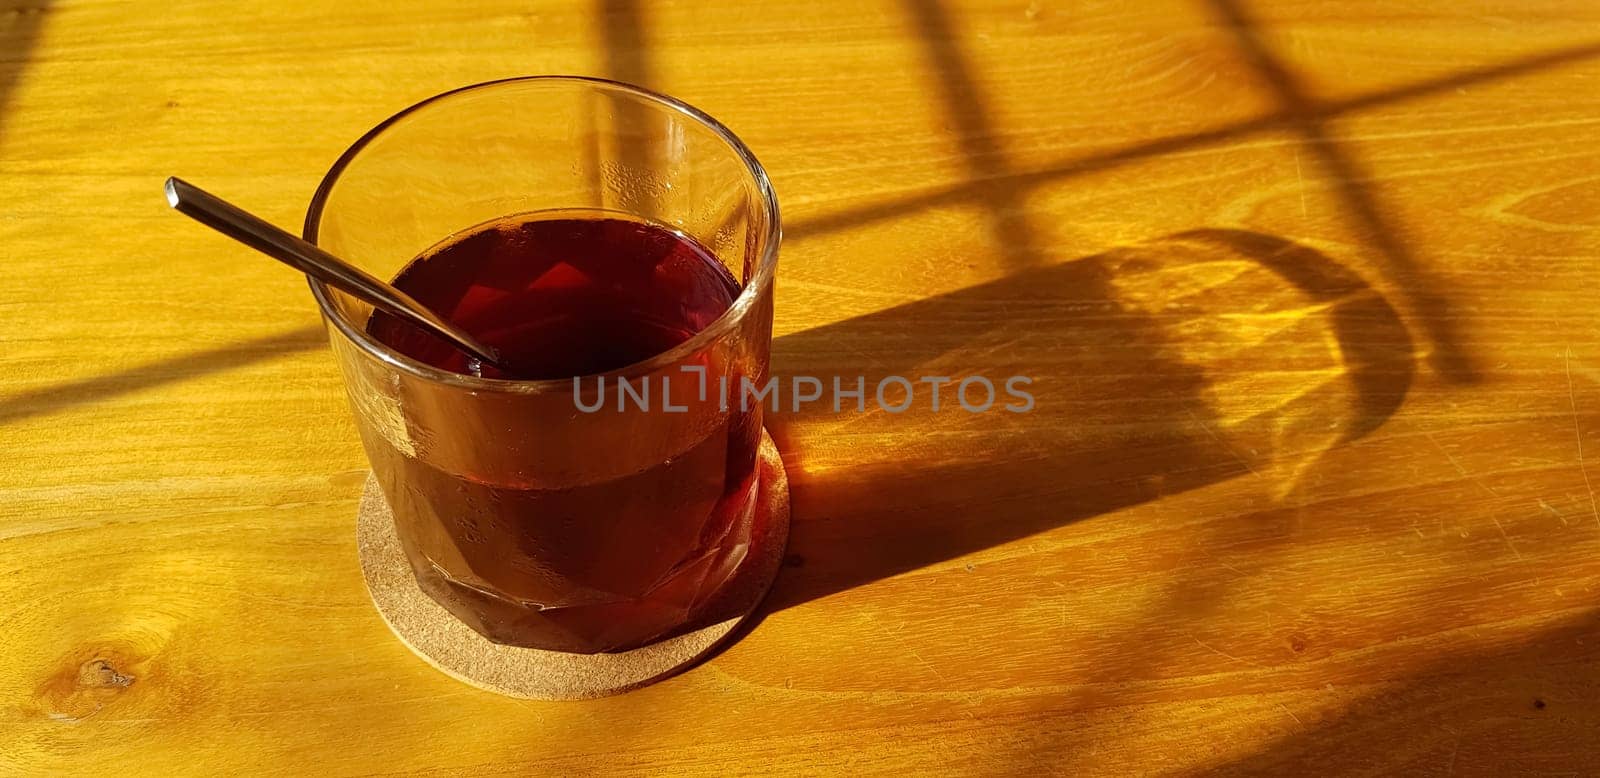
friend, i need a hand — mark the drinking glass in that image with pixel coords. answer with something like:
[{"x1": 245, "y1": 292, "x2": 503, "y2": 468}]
[{"x1": 305, "y1": 77, "x2": 780, "y2": 653}]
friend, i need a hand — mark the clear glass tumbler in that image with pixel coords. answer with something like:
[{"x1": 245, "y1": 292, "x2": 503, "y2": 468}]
[{"x1": 306, "y1": 77, "x2": 780, "y2": 653}]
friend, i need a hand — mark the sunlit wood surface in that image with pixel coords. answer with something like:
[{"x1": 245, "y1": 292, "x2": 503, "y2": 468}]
[{"x1": 4, "y1": 0, "x2": 1600, "y2": 773}]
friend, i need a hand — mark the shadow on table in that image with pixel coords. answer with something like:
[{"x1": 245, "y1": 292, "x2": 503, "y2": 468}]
[
  {"x1": 760, "y1": 229, "x2": 1415, "y2": 614},
  {"x1": 1214, "y1": 608, "x2": 1600, "y2": 774},
  {"x1": 1204, "y1": 0, "x2": 1476, "y2": 384},
  {"x1": 0, "y1": 326, "x2": 325, "y2": 425},
  {"x1": 596, "y1": 0, "x2": 651, "y2": 90},
  {"x1": 0, "y1": 0, "x2": 49, "y2": 139}
]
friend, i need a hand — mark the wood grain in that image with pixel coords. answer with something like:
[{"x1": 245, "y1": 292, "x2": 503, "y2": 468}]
[{"x1": 3, "y1": 0, "x2": 1600, "y2": 774}]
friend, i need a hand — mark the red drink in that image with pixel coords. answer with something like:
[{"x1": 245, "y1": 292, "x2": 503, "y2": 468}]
[
  {"x1": 371, "y1": 214, "x2": 739, "y2": 381},
  {"x1": 364, "y1": 212, "x2": 761, "y2": 653}
]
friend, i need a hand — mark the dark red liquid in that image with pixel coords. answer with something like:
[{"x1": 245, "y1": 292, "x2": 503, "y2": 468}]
[
  {"x1": 363, "y1": 213, "x2": 761, "y2": 653},
  {"x1": 371, "y1": 214, "x2": 738, "y2": 380}
]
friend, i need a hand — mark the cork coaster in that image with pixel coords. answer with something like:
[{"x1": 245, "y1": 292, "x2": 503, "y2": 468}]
[{"x1": 357, "y1": 431, "x2": 790, "y2": 700}]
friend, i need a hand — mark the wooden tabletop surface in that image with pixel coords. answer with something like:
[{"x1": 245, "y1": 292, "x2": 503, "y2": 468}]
[{"x1": 5, "y1": 0, "x2": 1600, "y2": 773}]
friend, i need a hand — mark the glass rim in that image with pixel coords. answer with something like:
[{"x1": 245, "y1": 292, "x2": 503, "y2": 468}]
[{"x1": 304, "y1": 75, "x2": 781, "y2": 394}]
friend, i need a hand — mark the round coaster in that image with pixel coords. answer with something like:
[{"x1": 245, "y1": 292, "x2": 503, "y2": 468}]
[{"x1": 357, "y1": 431, "x2": 790, "y2": 700}]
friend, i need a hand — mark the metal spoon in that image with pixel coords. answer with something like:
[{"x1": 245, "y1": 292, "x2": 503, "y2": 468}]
[{"x1": 164, "y1": 176, "x2": 504, "y2": 371}]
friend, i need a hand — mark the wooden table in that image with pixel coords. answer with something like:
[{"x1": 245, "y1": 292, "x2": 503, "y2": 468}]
[{"x1": 4, "y1": 0, "x2": 1599, "y2": 773}]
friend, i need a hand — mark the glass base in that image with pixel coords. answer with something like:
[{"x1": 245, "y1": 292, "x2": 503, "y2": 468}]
[{"x1": 354, "y1": 430, "x2": 790, "y2": 700}]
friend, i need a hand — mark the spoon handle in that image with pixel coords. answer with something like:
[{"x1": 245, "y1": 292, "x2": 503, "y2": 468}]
[{"x1": 165, "y1": 177, "x2": 503, "y2": 369}]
